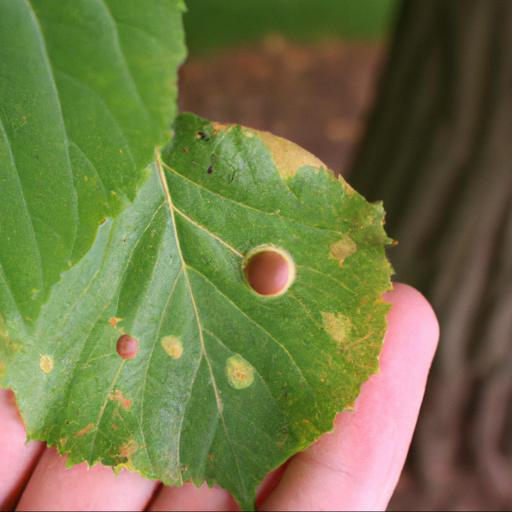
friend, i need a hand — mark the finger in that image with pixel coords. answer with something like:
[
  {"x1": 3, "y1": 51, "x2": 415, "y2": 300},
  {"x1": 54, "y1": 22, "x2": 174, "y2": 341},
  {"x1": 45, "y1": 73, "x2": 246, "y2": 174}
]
[
  {"x1": 149, "y1": 467, "x2": 285, "y2": 511},
  {"x1": 0, "y1": 390, "x2": 44, "y2": 511},
  {"x1": 261, "y1": 283, "x2": 439, "y2": 511},
  {"x1": 148, "y1": 482, "x2": 238, "y2": 512},
  {"x1": 16, "y1": 448, "x2": 157, "y2": 512}
]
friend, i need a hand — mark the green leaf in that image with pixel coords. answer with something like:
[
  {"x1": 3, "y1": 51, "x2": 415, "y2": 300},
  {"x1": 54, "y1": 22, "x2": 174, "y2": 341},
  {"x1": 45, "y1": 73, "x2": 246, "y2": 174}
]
[
  {"x1": 0, "y1": 0, "x2": 186, "y2": 321},
  {"x1": 1, "y1": 114, "x2": 392, "y2": 510}
]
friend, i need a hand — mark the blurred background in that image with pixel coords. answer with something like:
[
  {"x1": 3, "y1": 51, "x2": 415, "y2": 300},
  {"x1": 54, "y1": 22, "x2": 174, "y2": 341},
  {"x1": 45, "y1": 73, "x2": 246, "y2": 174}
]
[{"x1": 181, "y1": 0, "x2": 512, "y2": 510}]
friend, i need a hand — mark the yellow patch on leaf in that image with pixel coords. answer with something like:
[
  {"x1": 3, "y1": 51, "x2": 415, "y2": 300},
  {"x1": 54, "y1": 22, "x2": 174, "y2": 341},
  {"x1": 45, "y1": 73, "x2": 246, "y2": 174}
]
[
  {"x1": 161, "y1": 335, "x2": 183, "y2": 360},
  {"x1": 39, "y1": 355, "x2": 54, "y2": 374},
  {"x1": 226, "y1": 355, "x2": 255, "y2": 390},
  {"x1": 329, "y1": 236, "x2": 357, "y2": 267},
  {"x1": 254, "y1": 129, "x2": 325, "y2": 179},
  {"x1": 321, "y1": 312, "x2": 352, "y2": 346}
]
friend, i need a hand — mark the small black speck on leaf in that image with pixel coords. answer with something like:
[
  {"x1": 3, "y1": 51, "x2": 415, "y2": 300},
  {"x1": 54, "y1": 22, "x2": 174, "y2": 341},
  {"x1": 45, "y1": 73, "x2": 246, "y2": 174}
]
[
  {"x1": 196, "y1": 131, "x2": 209, "y2": 141},
  {"x1": 207, "y1": 165, "x2": 214, "y2": 174}
]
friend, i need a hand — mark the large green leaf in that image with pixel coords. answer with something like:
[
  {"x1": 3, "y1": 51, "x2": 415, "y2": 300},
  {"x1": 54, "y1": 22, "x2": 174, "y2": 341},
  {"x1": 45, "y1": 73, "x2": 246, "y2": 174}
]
[
  {"x1": 1, "y1": 114, "x2": 392, "y2": 510},
  {"x1": 0, "y1": 0, "x2": 186, "y2": 321}
]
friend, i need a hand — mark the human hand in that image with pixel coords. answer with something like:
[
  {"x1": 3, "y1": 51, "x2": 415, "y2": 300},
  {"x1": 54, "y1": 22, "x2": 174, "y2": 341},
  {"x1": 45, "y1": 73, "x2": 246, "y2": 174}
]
[{"x1": 0, "y1": 283, "x2": 438, "y2": 511}]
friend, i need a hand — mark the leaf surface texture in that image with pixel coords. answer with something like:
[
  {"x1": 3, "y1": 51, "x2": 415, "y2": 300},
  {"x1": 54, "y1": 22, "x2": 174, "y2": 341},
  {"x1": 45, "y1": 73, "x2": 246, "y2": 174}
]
[{"x1": 1, "y1": 114, "x2": 392, "y2": 510}]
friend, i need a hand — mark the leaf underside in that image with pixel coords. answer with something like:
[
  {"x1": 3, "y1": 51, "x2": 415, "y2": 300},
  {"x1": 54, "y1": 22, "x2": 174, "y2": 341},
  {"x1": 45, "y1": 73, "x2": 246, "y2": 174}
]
[
  {"x1": 1, "y1": 114, "x2": 392, "y2": 510},
  {"x1": 0, "y1": 0, "x2": 186, "y2": 321}
]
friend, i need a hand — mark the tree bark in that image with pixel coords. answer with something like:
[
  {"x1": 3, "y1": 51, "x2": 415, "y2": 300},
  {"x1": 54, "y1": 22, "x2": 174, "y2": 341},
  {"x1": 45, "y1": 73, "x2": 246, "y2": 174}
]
[{"x1": 349, "y1": 1, "x2": 512, "y2": 509}]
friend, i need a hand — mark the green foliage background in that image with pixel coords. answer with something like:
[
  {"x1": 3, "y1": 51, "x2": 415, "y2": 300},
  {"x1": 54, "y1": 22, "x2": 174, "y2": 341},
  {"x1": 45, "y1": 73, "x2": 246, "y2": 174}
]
[{"x1": 184, "y1": 0, "x2": 398, "y2": 54}]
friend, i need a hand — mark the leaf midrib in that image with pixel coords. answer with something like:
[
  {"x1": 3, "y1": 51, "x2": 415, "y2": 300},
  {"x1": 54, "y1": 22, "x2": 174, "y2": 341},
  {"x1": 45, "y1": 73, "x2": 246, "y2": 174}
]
[{"x1": 157, "y1": 153, "x2": 248, "y2": 496}]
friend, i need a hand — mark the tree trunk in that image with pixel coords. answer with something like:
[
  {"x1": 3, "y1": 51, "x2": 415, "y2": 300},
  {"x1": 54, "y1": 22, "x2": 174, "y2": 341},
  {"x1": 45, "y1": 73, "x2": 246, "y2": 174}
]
[{"x1": 349, "y1": 1, "x2": 512, "y2": 509}]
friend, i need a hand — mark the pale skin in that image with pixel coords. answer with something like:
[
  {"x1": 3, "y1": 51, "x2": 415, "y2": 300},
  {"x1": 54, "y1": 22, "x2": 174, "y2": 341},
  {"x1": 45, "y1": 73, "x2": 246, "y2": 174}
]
[{"x1": 0, "y1": 264, "x2": 438, "y2": 511}]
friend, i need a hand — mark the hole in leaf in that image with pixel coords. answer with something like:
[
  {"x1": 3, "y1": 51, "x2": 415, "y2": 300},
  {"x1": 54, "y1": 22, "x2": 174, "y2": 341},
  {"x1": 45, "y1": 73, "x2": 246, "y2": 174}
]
[
  {"x1": 243, "y1": 246, "x2": 295, "y2": 297},
  {"x1": 116, "y1": 334, "x2": 138, "y2": 360}
]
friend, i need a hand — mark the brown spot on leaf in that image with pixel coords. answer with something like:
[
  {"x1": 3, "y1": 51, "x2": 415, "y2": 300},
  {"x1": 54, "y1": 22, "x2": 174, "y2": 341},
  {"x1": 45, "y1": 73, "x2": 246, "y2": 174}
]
[
  {"x1": 321, "y1": 312, "x2": 352, "y2": 346},
  {"x1": 329, "y1": 236, "x2": 357, "y2": 267},
  {"x1": 75, "y1": 423, "x2": 95, "y2": 437},
  {"x1": 109, "y1": 389, "x2": 132, "y2": 410},
  {"x1": 109, "y1": 317, "x2": 122, "y2": 328},
  {"x1": 39, "y1": 355, "x2": 54, "y2": 374},
  {"x1": 112, "y1": 423, "x2": 120, "y2": 430},
  {"x1": 120, "y1": 439, "x2": 138, "y2": 459}
]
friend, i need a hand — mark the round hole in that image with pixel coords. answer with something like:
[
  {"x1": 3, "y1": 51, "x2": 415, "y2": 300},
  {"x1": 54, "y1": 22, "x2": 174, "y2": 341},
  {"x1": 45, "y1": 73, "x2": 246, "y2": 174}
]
[
  {"x1": 243, "y1": 246, "x2": 295, "y2": 297},
  {"x1": 116, "y1": 334, "x2": 139, "y2": 360}
]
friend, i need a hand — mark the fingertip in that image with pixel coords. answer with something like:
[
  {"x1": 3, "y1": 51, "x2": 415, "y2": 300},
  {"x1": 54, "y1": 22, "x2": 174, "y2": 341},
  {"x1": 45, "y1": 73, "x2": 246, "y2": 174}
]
[
  {"x1": 384, "y1": 283, "x2": 439, "y2": 364},
  {"x1": 148, "y1": 482, "x2": 238, "y2": 512},
  {"x1": 385, "y1": 283, "x2": 439, "y2": 337},
  {"x1": 16, "y1": 448, "x2": 157, "y2": 511}
]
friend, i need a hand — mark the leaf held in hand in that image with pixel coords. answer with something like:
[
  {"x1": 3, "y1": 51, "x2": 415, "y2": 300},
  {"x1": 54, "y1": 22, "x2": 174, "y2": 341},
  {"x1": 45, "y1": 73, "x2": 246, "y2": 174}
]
[{"x1": 1, "y1": 114, "x2": 392, "y2": 510}]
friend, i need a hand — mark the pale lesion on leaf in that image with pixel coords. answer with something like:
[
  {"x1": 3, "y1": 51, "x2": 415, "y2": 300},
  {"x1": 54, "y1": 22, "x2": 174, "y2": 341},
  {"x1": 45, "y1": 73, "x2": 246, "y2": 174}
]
[
  {"x1": 209, "y1": 121, "x2": 325, "y2": 179},
  {"x1": 39, "y1": 354, "x2": 54, "y2": 374},
  {"x1": 225, "y1": 354, "x2": 255, "y2": 390},
  {"x1": 248, "y1": 128, "x2": 324, "y2": 180},
  {"x1": 321, "y1": 312, "x2": 352, "y2": 347},
  {"x1": 75, "y1": 422, "x2": 95, "y2": 437},
  {"x1": 161, "y1": 335, "x2": 184, "y2": 360},
  {"x1": 329, "y1": 235, "x2": 357, "y2": 267}
]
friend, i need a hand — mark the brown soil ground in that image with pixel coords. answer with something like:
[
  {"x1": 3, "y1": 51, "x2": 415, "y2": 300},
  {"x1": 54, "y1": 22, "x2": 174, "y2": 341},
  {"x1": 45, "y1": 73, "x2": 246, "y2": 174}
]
[{"x1": 179, "y1": 36, "x2": 384, "y2": 176}]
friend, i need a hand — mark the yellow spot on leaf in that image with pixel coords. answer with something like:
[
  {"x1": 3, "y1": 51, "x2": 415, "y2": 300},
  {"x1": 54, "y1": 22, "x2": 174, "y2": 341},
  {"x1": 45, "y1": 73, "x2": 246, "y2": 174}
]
[
  {"x1": 39, "y1": 355, "x2": 54, "y2": 374},
  {"x1": 329, "y1": 236, "x2": 357, "y2": 267},
  {"x1": 321, "y1": 312, "x2": 352, "y2": 346},
  {"x1": 226, "y1": 355, "x2": 255, "y2": 390},
  {"x1": 75, "y1": 423, "x2": 95, "y2": 437},
  {"x1": 161, "y1": 336, "x2": 183, "y2": 360},
  {"x1": 109, "y1": 389, "x2": 132, "y2": 410},
  {"x1": 0, "y1": 361, "x2": 6, "y2": 379}
]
